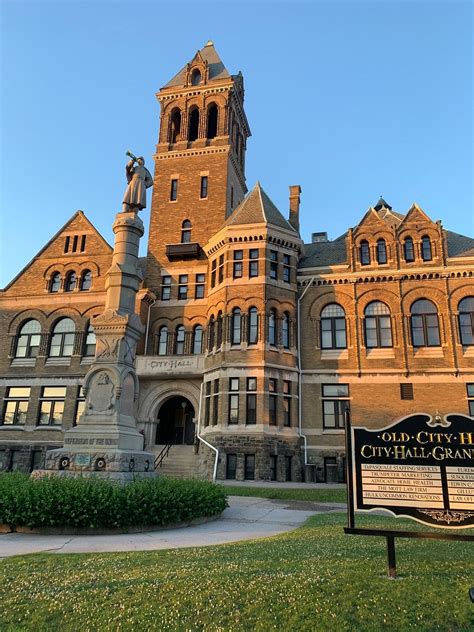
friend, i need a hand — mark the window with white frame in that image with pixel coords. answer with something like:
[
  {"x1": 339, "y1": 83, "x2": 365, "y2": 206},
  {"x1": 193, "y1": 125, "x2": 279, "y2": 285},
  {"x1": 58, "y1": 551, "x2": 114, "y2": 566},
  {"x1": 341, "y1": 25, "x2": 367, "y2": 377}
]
[{"x1": 322, "y1": 384, "x2": 350, "y2": 430}]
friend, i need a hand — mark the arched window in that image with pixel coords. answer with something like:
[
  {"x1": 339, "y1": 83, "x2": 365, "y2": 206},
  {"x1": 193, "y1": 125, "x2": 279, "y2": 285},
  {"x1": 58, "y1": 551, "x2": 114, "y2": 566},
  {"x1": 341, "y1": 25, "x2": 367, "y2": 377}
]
[
  {"x1": 410, "y1": 299, "x2": 440, "y2": 347},
  {"x1": 321, "y1": 304, "x2": 346, "y2": 349},
  {"x1": 248, "y1": 307, "x2": 258, "y2": 345},
  {"x1": 208, "y1": 316, "x2": 215, "y2": 351},
  {"x1": 80, "y1": 270, "x2": 92, "y2": 291},
  {"x1": 157, "y1": 326, "x2": 168, "y2": 356},
  {"x1": 268, "y1": 309, "x2": 277, "y2": 346},
  {"x1": 216, "y1": 312, "x2": 223, "y2": 348},
  {"x1": 282, "y1": 312, "x2": 290, "y2": 349},
  {"x1": 181, "y1": 220, "x2": 192, "y2": 243},
  {"x1": 404, "y1": 237, "x2": 415, "y2": 262},
  {"x1": 231, "y1": 308, "x2": 241, "y2": 345},
  {"x1": 50, "y1": 272, "x2": 61, "y2": 293},
  {"x1": 174, "y1": 325, "x2": 185, "y2": 355},
  {"x1": 65, "y1": 272, "x2": 76, "y2": 292},
  {"x1": 191, "y1": 68, "x2": 201, "y2": 86},
  {"x1": 376, "y1": 239, "x2": 387, "y2": 264},
  {"x1": 188, "y1": 108, "x2": 199, "y2": 142},
  {"x1": 207, "y1": 104, "x2": 218, "y2": 139},
  {"x1": 458, "y1": 296, "x2": 474, "y2": 346},
  {"x1": 360, "y1": 240, "x2": 370, "y2": 265},
  {"x1": 421, "y1": 236, "x2": 432, "y2": 261},
  {"x1": 364, "y1": 302, "x2": 392, "y2": 348},
  {"x1": 15, "y1": 320, "x2": 41, "y2": 358},
  {"x1": 49, "y1": 318, "x2": 75, "y2": 357},
  {"x1": 192, "y1": 325, "x2": 203, "y2": 354},
  {"x1": 169, "y1": 108, "x2": 181, "y2": 143},
  {"x1": 84, "y1": 323, "x2": 96, "y2": 356}
]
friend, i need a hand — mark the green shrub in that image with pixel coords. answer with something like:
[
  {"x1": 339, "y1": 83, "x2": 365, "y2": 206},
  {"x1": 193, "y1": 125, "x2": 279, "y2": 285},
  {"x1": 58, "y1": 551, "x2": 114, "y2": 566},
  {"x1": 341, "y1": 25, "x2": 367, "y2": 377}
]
[{"x1": 0, "y1": 473, "x2": 228, "y2": 530}]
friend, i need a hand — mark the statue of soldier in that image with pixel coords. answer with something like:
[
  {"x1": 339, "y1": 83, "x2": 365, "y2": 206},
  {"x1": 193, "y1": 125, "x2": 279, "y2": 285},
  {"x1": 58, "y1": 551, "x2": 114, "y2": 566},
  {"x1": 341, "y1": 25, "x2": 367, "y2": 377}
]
[{"x1": 122, "y1": 152, "x2": 153, "y2": 213}]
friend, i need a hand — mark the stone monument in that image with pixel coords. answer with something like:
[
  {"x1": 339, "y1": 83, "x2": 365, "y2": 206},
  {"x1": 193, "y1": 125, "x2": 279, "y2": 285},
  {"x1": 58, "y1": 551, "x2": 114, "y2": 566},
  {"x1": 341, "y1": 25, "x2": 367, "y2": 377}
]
[{"x1": 43, "y1": 154, "x2": 155, "y2": 479}]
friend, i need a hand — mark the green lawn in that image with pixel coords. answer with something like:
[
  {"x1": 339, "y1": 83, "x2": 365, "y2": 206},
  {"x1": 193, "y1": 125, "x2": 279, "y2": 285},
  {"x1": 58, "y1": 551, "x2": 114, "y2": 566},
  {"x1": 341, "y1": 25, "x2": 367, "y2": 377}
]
[
  {"x1": 1, "y1": 514, "x2": 472, "y2": 631},
  {"x1": 224, "y1": 485, "x2": 347, "y2": 503}
]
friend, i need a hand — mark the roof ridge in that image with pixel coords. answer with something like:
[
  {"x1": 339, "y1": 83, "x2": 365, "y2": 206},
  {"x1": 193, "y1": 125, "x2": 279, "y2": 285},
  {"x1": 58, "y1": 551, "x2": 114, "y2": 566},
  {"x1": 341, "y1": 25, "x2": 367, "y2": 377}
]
[{"x1": 256, "y1": 182, "x2": 267, "y2": 222}]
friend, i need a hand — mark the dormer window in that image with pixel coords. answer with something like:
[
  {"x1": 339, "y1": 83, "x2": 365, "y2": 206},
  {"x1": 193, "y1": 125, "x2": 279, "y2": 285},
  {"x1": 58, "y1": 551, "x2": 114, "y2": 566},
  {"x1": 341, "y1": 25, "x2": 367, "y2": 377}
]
[
  {"x1": 50, "y1": 272, "x2": 61, "y2": 293},
  {"x1": 191, "y1": 69, "x2": 201, "y2": 85},
  {"x1": 421, "y1": 236, "x2": 432, "y2": 261},
  {"x1": 360, "y1": 240, "x2": 370, "y2": 265},
  {"x1": 376, "y1": 239, "x2": 387, "y2": 264},
  {"x1": 404, "y1": 237, "x2": 415, "y2": 262}
]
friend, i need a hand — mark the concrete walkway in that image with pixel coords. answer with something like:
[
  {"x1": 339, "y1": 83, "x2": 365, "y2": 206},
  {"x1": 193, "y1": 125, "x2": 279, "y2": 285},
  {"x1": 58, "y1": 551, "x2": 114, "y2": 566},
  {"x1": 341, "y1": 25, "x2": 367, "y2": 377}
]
[{"x1": 0, "y1": 496, "x2": 345, "y2": 558}]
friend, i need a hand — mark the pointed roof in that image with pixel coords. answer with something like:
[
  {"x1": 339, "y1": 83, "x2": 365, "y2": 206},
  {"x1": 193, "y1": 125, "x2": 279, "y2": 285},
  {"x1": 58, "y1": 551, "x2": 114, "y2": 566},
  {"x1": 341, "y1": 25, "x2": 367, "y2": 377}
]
[
  {"x1": 164, "y1": 41, "x2": 231, "y2": 88},
  {"x1": 374, "y1": 196, "x2": 392, "y2": 211},
  {"x1": 225, "y1": 182, "x2": 297, "y2": 232}
]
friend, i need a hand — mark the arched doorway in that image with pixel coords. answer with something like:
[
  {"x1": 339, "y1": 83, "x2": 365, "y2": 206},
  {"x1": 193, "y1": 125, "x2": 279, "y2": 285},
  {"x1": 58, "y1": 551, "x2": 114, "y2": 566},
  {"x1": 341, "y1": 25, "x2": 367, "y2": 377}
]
[{"x1": 156, "y1": 397, "x2": 195, "y2": 445}]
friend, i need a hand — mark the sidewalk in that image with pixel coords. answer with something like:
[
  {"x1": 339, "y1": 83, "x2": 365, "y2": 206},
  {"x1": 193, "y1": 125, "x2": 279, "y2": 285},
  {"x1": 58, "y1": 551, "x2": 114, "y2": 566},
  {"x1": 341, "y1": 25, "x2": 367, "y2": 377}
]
[
  {"x1": 0, "y1": 496, "x2": 345, "y2": 558},
  {"x1": 218, "y1": 480, "x2": 346, "y2": 489}
]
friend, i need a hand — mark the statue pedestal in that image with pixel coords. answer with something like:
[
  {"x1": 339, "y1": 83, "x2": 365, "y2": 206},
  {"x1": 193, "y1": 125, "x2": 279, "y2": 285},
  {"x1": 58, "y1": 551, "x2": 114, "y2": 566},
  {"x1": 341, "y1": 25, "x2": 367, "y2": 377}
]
[{"x1": 42, "y1": 211, "x2": 157, "y2": 480}]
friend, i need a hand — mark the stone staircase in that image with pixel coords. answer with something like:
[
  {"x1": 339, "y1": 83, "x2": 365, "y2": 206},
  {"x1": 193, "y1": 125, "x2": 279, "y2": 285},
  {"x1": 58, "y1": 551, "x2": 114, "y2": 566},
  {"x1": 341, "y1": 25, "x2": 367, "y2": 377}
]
[{"x1": 154, "y1": 444, "x2": 200, "y2": 479}]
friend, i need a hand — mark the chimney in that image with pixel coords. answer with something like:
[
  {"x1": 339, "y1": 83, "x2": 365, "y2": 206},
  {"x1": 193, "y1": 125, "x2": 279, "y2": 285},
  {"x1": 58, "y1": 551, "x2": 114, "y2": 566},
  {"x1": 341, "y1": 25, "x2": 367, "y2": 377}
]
[{"x1": 288, "y1": 185, "x2": 301, "y2": 233}]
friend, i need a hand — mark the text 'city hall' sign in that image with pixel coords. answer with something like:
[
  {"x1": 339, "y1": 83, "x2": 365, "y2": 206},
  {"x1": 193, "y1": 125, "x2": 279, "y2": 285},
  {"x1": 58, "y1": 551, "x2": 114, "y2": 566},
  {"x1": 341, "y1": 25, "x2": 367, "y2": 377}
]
[{"x1": 351, "y1": 414, "x2": 474, "y2": 528}]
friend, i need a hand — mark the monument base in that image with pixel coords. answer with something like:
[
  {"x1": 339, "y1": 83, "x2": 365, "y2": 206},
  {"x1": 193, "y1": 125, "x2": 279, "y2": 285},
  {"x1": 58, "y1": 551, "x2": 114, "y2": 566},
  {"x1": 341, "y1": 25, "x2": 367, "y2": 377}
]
[
  {"x1": 42, "y1": 447, "x2": 157, "y2": 478},
  {"x1": 31, "y1": 469, "x2": 157, "y2": 482}
]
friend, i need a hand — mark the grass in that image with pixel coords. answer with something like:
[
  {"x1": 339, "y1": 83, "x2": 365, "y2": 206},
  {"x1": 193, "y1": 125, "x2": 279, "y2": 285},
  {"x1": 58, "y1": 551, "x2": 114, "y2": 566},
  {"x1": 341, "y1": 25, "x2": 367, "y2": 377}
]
[
  {"x1": 1, "y1": 513, "x2": 472, "y2": 631},
  {"x1": 223, "y1": 485, "x2": 347, "y2": 503}
]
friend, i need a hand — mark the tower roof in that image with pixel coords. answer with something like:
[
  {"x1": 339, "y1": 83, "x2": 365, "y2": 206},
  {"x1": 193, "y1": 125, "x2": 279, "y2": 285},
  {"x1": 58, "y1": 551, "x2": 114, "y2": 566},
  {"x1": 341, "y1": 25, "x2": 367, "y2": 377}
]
[
  {"x1": 225, "y1": 182, "x2": 297, "y2": 232},
  {"x1": 163, "y1": 41, "x2": 231, "y2": 88},
  {"x1": 374, "y1": 196, "x2": 392, "y2": 211}
]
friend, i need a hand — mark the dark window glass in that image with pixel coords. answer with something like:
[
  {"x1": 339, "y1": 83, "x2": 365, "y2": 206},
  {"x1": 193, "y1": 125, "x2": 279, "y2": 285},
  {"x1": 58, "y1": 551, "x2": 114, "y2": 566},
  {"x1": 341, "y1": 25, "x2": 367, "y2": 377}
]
[
  {"x1": 410, "y1": 299, "x2": 440, "y2": 347},
  {"x1": 322, "y1": 384, "x2": 349, "y2": 430},
  {"x1": 321, "y1": 304, "x2": 346, "y2": 349},
  {"x1": 283, "y1": 381, "x2": 291, "y2": 427},
  {"x1": 269, "y1": 378, "x2": 277, "y2": 425},
  {"x1": 178, "y1": 275, "x2": 188, "y2": 300},
  {"x1": 283, "y1": 254, "x2": 290, "y2": 282},
  {"x1": 270, "y1": 250, "x2": 278, "y2": 279},
  {"x1": 74, "y1": 386, "x2": 86, "y2": 426},
  {"x1": 170, "y1": 179, "x2": 178, "y2": 201},
  {"x1": 404, "y1": 237, "x2": 415, "y2": 262},
  {"x1": 208, "y1": 316, "x2": 215, "y2": 350},
  {"x1": 15, "y1": 320, "x2": 41, "y2": 358},
  {"x1": 80, "y1": 235, "x2": 86, "y2": 252},
  {"x1": 211, "y1": 260, "x2": 216, "y2": 289},
  {"x1": 270, "y1": 455, "x2": 278, "y2": 481},
  {"x1": 191, "y1": 69, "x2": 201, "y2": 86},
  {"x1": 192, "y1": 325, "x2": 203, "y2": 354},
  {"x1": 421, "y1": 236, "x2": 432, "y2": 261},
  {"x1": 174, "y1": 325, "x2": 185, "y2": 354},
  {"x1": 322, "y1": 384, "x2": 349, "y2": 397},
  {"x1": 233, "y1": 250, "x2": 243, "y2": 278},
  {"x1": 324, "y1": 457, "x2": 337, "y2": 482},
  {"x1": 72, "y1": 235, "x2": 78, "y2": 252},
  {"x1": 218, "y1": 254, "x2": 224, "y2": 284},
  {"x1": 249, "y1": 249, "x2": 259, "y2": 278},
  {"x1": 38, "y1": 387, "x2": 66, "y2": 426},
  {"x1": 458, "y1": 297, "x2": 474, "y2": 346},
  {"x1": 181, "y1": 220, "x2": 192, "y2": 244},
  {"x1": 360, "y1": 240, "x2": 370, "y2": 265},
  {"x1": 1, "y1": 387, "x2": 30, "y2": 425},
  {"x1": 64, "y1": 236, "x2": 70, "y2": 253},
  {"x1": 195, "y1": 273, "x2": 205, "y2": 299},
  {"x1": 161, "y1": 275, "x2": 171, "y2": 300},
  {"x1": 246, "y1": 394, "x2": 256, "y2": 424},
  {"x1": 285, "y1": 456, "x2": 292, "y2": 482},
  {"x1": 248, "y1": 307, "x2": 258, "y2": 344},
  {"x1": 244, "y1": 455, "x2": 255, "y2": 480},
  {"x1": 84, "y1": 324, "x2": 96, "y2": 357},
  {"x1": 206, "y1": 104, "x2": 218, "y2": 139},
  {"x1": 226, "y1": 454, "x2": 237, "y2": 479},
  {"x1": 200, "y1": 175, "x2": 208, "y2": 198},
  {"x1": 157, "y1": 326, "x2": 168, "y2": 355},
  {"x1": 467, "y1": 384, "x2": 474, "y2": 397},
  {"x1": 282, "y1": 312, "x2": 290, "y2": 349},
  {"x1": 188, "y1": 108, "x2": 199, "y2": 141},
  {"x1": 80, "y1": 270, "x2": 91, "y2": 291},
  {"x1": 216, "y1": 312, "x2": 223, "y2": 349},
  {"x1": 212, "y1": 379, "x2": 219, "y2": 425},
  {"x1": 376, "y1": 239, "x2": 387, "y2": 264},
  {"x1": 65, "y1": 272, "x2": 76, "y2": 292},
  {"x1": 231, "y1": 308, "x2": 241, "y2": 345},
  {"x1": 268, "y1": 309, "x2": 277, "y2": 345},
  {"x1": 50, "y1": 272, "x2": 61, "y2": 293},
  {"x1": 49, "y1": 318, "x2": 75, "y2": 357},
  {"x1": 364, "y1": 302, "x2": 392, "y2": 348},
  {"x1": 169, "y1": 109, "x2": 181, "y2": 143}
]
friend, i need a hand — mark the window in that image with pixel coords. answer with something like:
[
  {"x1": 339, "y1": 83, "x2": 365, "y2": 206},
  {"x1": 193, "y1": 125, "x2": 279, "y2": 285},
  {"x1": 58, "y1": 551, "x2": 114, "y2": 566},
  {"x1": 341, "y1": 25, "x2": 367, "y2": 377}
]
[
  {"x1": 195, "y1": 273, "x2": 205, "y2": 299},
  {"x1": 50, "y1": 272, "x2": 61, "y2": 293},
  {"x1": 320, "y1": 304, "x2": 346, "y2": 349},
  {"x1": 191, "y1": 69, "x2": 201, "y2": 86},
  {"x1": 249, "y1": 249, "x2": 259, "y2": 278},
  {"x1": 204, "y1": 381, "x2": 211, "y2": 426},
  {"x1": 161, "y1": 275, "x2": 171, "y2": 300},
  {"x1": 188, "y1": 107, "x2": 199, "y2": 141},
  {"x1": 283, "y1": 380, "x2": 291, "y2": 427},
  {"x1": 80, "y1": 270, "x2": 91, "y2": 291},
  {"x1": 376, "y1": 239, "x2": 387, "y2": 264},
  {"x1": 231, "y1": 308, "x2": 242, "y2": 345},
  {"x1": 15, "y1": 320, "x2": 41, "y2": 358},
  {"x1": 49, "y1": 318, "x2": 75, "y2": 357},
  {"x1": 364, "y1": 302, "x2": 392, "y2": 348},
  {"x1": 270, "y1": 250, "x2": 278, "y2": 279},
  {"x1": 324, "y1": 457, "x2": 337, "y2": 483},
  {"x1": 285, "y1": 456, "x2": 292, "y2": 482},
  {"x1": 269, "y1": 378, "x2": 277, "y2": 425},
  {"x1": 170, "y1": 179, "x2": 178, "y2": 201},
  {"x1": 200, "y1": 175, "x2": 208, "y2": 199},
  {"x1": 64, "y1": 236, "x2": 70, "y2": 253},
  {"x1": 169, "y1": 108, "x2": 181, "y2": 143},
  {"x1": 2, "y1": 387, "x2": 30, "y2": 425},
  {"x1": 228, "y1": 378, "x2": 239, "y2": 424},
  {"x1": 206, "y1": 104, "x2": 218, "y2": 139},
  {"x1": 248, "y1": 307, "x2": 258, "y2": 345},
  {"x1": 181, "y1": 220, "x2": 192, "y2": 243},
  {"x1": 72, "y1": 235, "x2": 78, "y2": 252},
  {"x1": 283, "y1": 254, "x2": 291, "y2": 283},
  {"x1": 400, "y1": 383, "x2": 414, "y2": 400},
  {"x1": 467, "y1": 384, "x2": 474, "y2": 416},
  {"x1": 268, "y1": 309, "x2": 277, "y2": 346},
  {"x1": 208, "y1": 316, "x2": 215, "y2": 351},
  {"x1": 458, "y1": 297, "x2": 474, "y2": 346},
  {"x1": 192, "y1": 325, "x2": 203, "y2": 354},
  {"x1": 74, "y1": 386, "x2": 86, "y2": 426},
  {"x1": 212, "y1": 379, "x2": 219, "y2": 425},
  {"x1": 246, "y1": 377, "x2": 257, "y2": 424},
  {"x1": 244, "y1": 454, "x2": 255, "y2": 480},
  {"x1": 84, "y1": 323, "x2": 96, "y2": 356},
  {"x1": 38, "y1": 386, "x2": 66, "y2": 426},
  {"x1": 270, "y1": 455, "x2": 278, "y2": 481},
  {"x1": 404, "y1": 237, "x2": 415, "y2": 262},
  {"x1": 360, "y1": 240, "x2": 370, "y2": 265},
  {"x1": 178, "y1": 275, "x2": 188, "y2": 300},
  {"x1": 211, "y1": 260, "x2": 217, "y2": 288},
  {"x1": 282, "y1": 312, "x2": 290, "y2": 349},
  {"x1": 226, "y1": 454, "x2": 237, "y2": 479},
  {"x1": 216, "y1": 312, "x2": 223, "y2": 349},
  {"x1": 80, "y1": 235, "x2": 86, "y2": 252},
  {"x1": 410, "y1": 299, "x2": 440, "y2": 347},
  {"x1": 218, "y1": 254, "x2": 224, "y2": 284},
  {"x1": 233, "y1": 250, "x2": 243, "y2": 279},
  {"x1": 65, "y1": 272, "x2": 76, "y2": 292},
  {"x1": 174, "y1": 325, "x2": 185, "y2": 355},
  {"x1": 421, "y1": 236, "x2": 432, "y2": 261},
  {"x1": 157, "y1": 326, "x2": 168, "y2": 355},
  {"x1": 322, "y1": 384, "x2": 349, "y2": 429}
]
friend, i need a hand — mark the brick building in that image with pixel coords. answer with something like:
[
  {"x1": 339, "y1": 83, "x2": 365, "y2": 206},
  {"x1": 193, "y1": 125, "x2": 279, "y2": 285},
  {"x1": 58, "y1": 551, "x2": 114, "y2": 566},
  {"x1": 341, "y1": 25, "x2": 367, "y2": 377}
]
[{"x1": 1, "y1": 43, "x2": 473, "y2": 481}]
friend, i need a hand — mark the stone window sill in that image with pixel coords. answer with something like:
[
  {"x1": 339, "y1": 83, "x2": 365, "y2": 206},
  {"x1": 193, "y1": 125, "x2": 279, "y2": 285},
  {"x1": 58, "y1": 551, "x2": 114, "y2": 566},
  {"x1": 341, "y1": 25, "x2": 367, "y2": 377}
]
[
  {"x1": 33, "y1": 425, "x2": 63, "y2": 430},
  {"x1": 11, "y1": 358, "x2": 36, "y2": 367},
  {"x1": 320, "y1": 349, "x2": 349, "y2": 360},
  {"x1": 45, "y1": 358, "x2": 72, "y2": 366},
  {"x1": 0, "y1": 425, "x2": 25, "y2": 430}
]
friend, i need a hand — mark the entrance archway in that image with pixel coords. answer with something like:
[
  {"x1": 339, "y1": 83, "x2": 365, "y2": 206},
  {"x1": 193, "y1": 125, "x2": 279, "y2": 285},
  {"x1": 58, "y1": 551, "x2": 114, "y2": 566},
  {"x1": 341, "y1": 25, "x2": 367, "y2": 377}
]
[{"x1": 155, "y1": 397, "x2": 195, "y2": 445}]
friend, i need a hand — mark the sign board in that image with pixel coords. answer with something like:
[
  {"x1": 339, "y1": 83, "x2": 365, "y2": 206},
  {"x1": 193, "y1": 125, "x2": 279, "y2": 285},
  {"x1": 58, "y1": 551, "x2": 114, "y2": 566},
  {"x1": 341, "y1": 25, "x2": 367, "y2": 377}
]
[
  {"x1": 75, "y1": 454, "x2": 91, "y2": 467},
  {"x1": 352, "y1": 414, "x2": 474, "y2": 529}
]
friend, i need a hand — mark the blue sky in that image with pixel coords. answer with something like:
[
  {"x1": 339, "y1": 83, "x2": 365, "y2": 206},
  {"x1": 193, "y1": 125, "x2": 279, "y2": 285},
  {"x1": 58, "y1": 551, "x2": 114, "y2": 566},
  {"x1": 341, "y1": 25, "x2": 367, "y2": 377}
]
[{"x1": 1, "y1": 0, "x2": 472, "y2": 287}]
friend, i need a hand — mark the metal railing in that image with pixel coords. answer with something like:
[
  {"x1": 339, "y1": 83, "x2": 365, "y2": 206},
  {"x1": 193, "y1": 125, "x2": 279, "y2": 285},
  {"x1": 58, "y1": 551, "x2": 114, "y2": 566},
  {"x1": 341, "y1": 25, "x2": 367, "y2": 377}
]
[{"x1": 154, "y1": 434, "x2": 176, "y2": 470}]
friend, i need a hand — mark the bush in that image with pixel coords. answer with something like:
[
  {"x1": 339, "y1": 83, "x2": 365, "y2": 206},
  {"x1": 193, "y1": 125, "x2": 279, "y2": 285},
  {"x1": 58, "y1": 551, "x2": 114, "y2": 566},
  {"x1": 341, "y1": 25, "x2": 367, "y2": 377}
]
[{"x1": 0, "y1": 473, "x2": 228, "y2": 530}]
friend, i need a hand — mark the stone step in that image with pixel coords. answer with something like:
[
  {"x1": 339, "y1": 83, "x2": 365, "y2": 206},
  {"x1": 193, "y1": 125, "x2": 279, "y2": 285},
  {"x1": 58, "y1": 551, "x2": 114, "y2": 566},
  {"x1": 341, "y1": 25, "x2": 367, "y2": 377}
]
[{"x1": 153, "y1": 445, "x2": 200, "y2": 478}]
